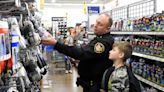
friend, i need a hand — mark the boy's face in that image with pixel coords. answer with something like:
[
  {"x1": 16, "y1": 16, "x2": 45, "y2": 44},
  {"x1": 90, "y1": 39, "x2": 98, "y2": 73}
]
[{"x1": 109, "y1": 47, "x2": 124, "y2": 61}]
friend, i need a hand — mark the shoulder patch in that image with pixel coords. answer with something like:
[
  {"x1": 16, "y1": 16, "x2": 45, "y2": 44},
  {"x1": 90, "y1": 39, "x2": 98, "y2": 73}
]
[{"x1": 94, "y1": 42, "x2": 105, "y2": 53}]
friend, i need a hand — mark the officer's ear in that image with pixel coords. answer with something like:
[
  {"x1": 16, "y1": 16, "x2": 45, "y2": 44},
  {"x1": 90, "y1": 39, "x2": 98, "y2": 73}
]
[{"x1": 107, "y1": 27, "x2": 110, "y2": 30}]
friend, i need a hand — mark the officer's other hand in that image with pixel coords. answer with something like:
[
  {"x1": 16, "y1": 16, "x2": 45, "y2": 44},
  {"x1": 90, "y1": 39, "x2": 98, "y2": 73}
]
[
  {"x1": 100, "y1": 89, "x2": 105, "y2": 92},
  {"x1": 41, "y1": 36, "x2": 57, "y2": 45}
]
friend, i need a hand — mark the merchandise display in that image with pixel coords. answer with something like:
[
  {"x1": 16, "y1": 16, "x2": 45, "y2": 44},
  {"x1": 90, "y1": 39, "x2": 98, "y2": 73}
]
[
  {"x1": 127, "y1": 58, "x2": 164, "y2": 88},
  {"x1": 0, "y1": 0, "x2": 48, "y2": 91},
  {"x1": 111, "y1": 12, "x2": 164, "y2": 92},
  {"x1": 52, "y1": 17, "x2": 67, "y2": 38},
  {"x1": 132, "y1": 38, "x2": 164, "y2": 58},
  {"x1": 0, "y1": 21, "x2": 11, "y2": 74},
  {"x1": 111, "y1": 13, "x2": 164, "y2": 32},
  {"x1": 0, "y1": 20, "x2": 18, "y2": 92}
]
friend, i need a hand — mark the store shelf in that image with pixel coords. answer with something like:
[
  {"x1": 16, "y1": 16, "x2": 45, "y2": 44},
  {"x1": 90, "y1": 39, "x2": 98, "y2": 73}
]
[
  {"x1": 111, "y1": 31, "x2": 133, "y2": 35},
  {"x1": 135, "y1": 74, "x2": 164, "y2": 91},
  {"x1": 132, "y1": 52, "x2": 164, "y2": 62},
  {"x1": 87, "y1": 31, "x2": 94, "y2": 35},
  {"x1": 111, "y1": 31, "x2": 164, "y2": 35}
]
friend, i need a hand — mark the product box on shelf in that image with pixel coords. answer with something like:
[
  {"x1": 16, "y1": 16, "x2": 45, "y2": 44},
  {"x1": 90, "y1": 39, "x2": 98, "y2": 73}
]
[
  {"x1": 11, "y1": 29, "x2": 20, "y2": 73},
  {"x1": 162, "y1": 41, "x2": 164, "y2": 58},
  {"x1": 161, "y1": 68, "x2": 164, "y2": 86},
  {"x1": 136, "y1": 39, "x2": 142, "y2": 52},
  {"x1": 144, "y1": 17, "x2": 151, "y2": 31},
  {"x1": 113, "y1": 20, "x2": 119, "y2": 31},
  {"x1": 143, "y1": 63, "x2": 148, "y2": 78},
  {"x1": 111, "y1": 19, "x2": 127, "y2": 31},
  {"x1": 160, "y1": 15, "x2": 164, "y2": 31},
  {"x1": 0, "y1": 34, "x2": 4, "y2": 61},
  {"x1": 150, "y1": 16, "x2": 158, "y2": 31},
  {"x1": 133, "y1": 19, "x2": 137, "y2": 31},
  {"x1": 138, "y1": 59, "x2": 145, "y2": 76},
  {"x1": 144, "y1": 39, "x2": 150, "y2": 55},
  {"x1": 154, "y1": 40, "x2": 162, "y2": 57},
  {"x1": 0, "y1": 20, "x2": 12, "y2": 74}
]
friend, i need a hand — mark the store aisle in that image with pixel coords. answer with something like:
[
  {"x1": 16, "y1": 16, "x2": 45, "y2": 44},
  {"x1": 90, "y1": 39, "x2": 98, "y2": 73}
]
[{"x1": 41, "y1": 63, "x2": 83, "y2": 92}]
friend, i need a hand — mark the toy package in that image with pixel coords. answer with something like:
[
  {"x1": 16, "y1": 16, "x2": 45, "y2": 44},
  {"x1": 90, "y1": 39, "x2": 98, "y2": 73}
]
[
  {"x1": 11, "y1": 30, "x2": 20, "y2": 73},
  {"x1": 145, "y1": 17, "x2": 151, "y2": 31},
  {"x1": 0, "y1": 20, "x2": 11, "y2": 74},
  {"x1": 161, "y1": 69, "x2": 164, "y2": 86},
  {"x1": 0, "y1": 21, "x2": 9, "y2": 60},
  {"x1": 0, "y1": 34, "x2": 4, "y2": 61}
]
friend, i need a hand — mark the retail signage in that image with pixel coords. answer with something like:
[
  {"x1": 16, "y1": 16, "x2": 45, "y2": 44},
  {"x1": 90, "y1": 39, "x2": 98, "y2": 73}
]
[
  {"x1": 52, "y1": 17, "x2": 64, "y2": 21},
  {"x1": 83, "y1": 1, "x2": 87, "y2": 14},
  {"x1": 40, "y1": 0, "x2": 44, "y2": 10},
  {"x1": 88, "y1": 6, "x2": 100, "y2": 14}
]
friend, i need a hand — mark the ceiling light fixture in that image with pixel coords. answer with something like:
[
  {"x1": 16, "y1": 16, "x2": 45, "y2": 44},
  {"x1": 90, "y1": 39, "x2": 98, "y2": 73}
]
[
  {"x1": 91, "y1": 0, "x2": 98, "y2": 4},
  {"x1": 52, "y1": 0, "x2": 56, "y2": 3}
]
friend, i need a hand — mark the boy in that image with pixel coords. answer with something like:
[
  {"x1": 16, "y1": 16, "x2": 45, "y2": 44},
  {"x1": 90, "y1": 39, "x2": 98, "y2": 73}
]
[{"x1": 101, "y1": 42, "x2": 141, "y2": 92}]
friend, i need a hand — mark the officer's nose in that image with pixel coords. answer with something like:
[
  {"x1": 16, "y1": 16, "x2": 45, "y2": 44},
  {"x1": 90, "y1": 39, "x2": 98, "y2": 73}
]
[
  {"x1": 94, "y1": 22, "x2": 97, "y2": 28},
  {"x1": 109, "y1": 50, "x2": 111, "y2": 54}
]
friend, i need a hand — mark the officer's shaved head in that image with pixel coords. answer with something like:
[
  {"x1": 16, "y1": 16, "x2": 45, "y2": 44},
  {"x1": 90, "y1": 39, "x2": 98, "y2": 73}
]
[
  {"x1": 100, "y1": 13, "x2": 113, "y2": 28},
  {"x1": 103, "y1": 13, "x2": 113, "y2": 28},
  {"x1": 94, "y1": 13, "x2": 113, "y2": 35}
]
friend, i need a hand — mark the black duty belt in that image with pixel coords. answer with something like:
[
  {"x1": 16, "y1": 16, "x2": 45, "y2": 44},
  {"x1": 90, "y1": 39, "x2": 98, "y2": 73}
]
[{"x1": 76, "y1": 77, "x2": 97, "y2": 88}]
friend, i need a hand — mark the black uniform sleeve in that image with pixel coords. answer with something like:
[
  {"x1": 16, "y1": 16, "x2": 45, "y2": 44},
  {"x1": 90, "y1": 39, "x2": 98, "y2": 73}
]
[
  {"x1": 55, "y1": 37, "x2": 114, "y2": 61},
  {"x1": 55, "y1": 42, "x2": 83, "y2": 60}
]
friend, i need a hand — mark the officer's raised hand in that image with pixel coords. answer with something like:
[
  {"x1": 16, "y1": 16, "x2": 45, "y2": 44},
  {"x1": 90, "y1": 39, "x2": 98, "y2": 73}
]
[{"x1": 41, "y1": 34, "x2": 57, "y2": 45}]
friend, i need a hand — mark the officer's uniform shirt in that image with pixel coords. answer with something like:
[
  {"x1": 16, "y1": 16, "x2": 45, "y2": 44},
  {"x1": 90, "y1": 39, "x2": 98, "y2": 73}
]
[{"x1": 54, "y1": 32, "x2": 114, "y2": 82}]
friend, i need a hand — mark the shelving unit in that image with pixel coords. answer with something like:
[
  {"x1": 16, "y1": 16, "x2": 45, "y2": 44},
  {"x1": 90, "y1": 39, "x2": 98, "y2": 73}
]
[
  {"x1": 102, "y1": 0, "x2": 163, "y2": 91},
  {"x1": 52, "y1": 17, "x2": 67, "y2": 38},
  {"x1": 111, "y1": 30, "x2": 164, "y2": 91},
  {"x1": 132, "y1": 52, "x2": 164, "y2": 62},
  {"x1": 111, "y1": 31, "x2": 164, "y2": 35},
  {"x1": 87, "y1": 30, "x2": 164, "y2": 36},
  {"x1": 135, "y1": 74, "x2": 164, "y2": 92},
  {"x1": 102, "y1": 0, "x2": 164, "y2": 91}
]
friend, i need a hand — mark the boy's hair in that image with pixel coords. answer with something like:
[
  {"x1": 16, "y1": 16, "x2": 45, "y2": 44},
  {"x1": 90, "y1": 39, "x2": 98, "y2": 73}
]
[{"x1": 113, "y1": 42, "x2": 132, "y2": 61}]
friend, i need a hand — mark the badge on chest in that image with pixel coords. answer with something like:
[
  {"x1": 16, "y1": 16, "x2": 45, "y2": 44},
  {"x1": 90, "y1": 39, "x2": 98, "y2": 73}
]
[{"x1": 94, "y1": 42, "x2": 105, "y2": 53}]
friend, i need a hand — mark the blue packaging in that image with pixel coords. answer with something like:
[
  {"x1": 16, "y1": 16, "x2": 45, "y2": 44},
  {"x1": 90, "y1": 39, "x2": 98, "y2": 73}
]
[
  {"x1": 11, "y1": 31, "x2": 19, "y2": 69},
  {"x1": 2, "y1": 35, "x2": 6, "y2": 59},
  {"x1": 0, "y1": 34, "x2": 3, "y2": 61}
]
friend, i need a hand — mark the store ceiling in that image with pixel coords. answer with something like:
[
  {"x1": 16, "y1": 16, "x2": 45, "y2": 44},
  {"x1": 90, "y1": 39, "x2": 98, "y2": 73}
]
[{"x1": 45, "y1": 0, "x2": 108, "y2": 4}]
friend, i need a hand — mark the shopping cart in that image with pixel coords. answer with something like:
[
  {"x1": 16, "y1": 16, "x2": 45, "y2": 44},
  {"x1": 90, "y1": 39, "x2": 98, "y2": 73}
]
[{"x1": 48, "y1": 51, "x2": 65, "y2": 73}]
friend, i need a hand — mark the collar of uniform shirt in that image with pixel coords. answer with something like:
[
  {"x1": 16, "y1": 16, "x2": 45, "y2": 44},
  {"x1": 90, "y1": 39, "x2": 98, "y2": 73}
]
[{"x1": 97, "y1": 32, "x2": 111, "y2": 37}]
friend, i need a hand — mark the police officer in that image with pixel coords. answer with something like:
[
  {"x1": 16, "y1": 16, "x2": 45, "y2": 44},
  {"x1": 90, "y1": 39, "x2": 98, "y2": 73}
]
[{"x1": 41, "y1": 13, "x2": 114, "y2": 92}]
